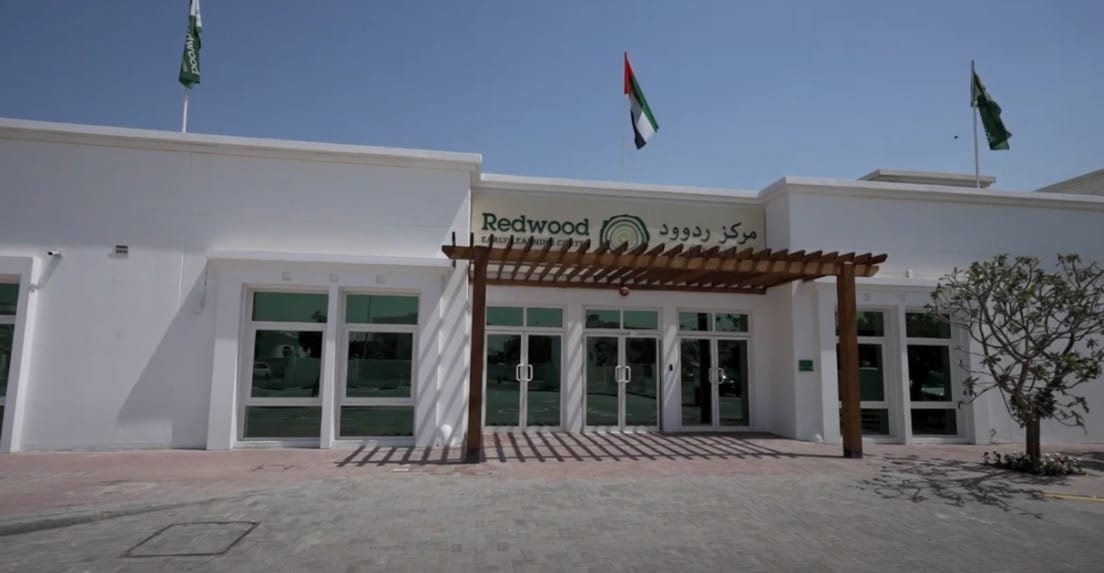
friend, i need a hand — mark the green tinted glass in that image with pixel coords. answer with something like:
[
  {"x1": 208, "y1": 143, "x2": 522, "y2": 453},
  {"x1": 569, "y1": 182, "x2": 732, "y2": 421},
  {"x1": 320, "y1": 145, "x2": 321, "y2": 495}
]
[
  {"x1": 340, "y1": 406, "x2": 414, "y2": 437},
  {"x1": 526, "y1": 307, "x2": 563, "y2": 328},
  {"x1": 714, "y1": 313, "x2": 749, "y2": 333},
  {"x1": 623, "y1": 310, "x2": 659, "y2": 330},
  {"x1": 346, "y1": 332, "x2": 413, "y2": 398},
  {"x1": 252, "y1": 292, "x2": 327, "y2": 323},
  {"x1": 251, "y1": 330, "x2": 323, "y2": 398},
  {"x1": 679, "y1": 312, "x2": 711, "y2": 331},
  {"x1": 586, "y1": 309, "x2": 621, "y2": 329},
  {"x1": 906, "y1": 313, "x2": 951, "y2": 339},
  {"x1": 0, "y1": 284, "x2": 17, "y2": 315},
  {"x1": 487, "y1": 306, "x2": 524, "y2": 327},
  {"x1": 0, "y1": 324, "x2": 12, "y2": 397},
  {"x1": 346, "y1": 295, "x2": 418, "y2": 324},
  {"x1": 243, "y1": 407, "x2": 321, "y2": 438}
]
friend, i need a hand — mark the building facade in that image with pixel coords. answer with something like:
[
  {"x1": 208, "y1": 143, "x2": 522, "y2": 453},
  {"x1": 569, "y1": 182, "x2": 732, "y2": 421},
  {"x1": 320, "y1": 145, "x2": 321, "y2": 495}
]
[{"x1": 1, "y1": 118, "x2": 1102, "y2": 452}]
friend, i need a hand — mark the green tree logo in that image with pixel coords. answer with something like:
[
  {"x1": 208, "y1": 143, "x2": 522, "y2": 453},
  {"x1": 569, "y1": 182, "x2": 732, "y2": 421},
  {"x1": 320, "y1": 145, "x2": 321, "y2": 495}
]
[{"x1": 599, "y1": 214, "x2": 649, "y2": 249}]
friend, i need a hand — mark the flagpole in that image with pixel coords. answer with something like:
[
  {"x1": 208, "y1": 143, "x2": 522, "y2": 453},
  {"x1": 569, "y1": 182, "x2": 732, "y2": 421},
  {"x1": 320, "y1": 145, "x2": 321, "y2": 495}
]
[
  {"x1": 620, "y1": 95, "x2": 628, "y2": 181},
  {"x1": 971, "y1": 60, "x2": 980, "y2": 189},
  {"x1": 182, "y1": 87, "x2": 190, "y2": 133}
]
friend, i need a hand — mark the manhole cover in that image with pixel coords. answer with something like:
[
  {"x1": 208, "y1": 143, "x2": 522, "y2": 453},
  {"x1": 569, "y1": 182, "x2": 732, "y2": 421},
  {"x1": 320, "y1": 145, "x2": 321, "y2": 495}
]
[{"x1": 125, "y1": 521, "x2": 257, "y2": 558}]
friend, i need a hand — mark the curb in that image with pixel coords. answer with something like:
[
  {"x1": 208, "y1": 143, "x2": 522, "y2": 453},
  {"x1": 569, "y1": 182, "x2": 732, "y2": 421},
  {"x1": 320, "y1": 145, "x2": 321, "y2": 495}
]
[{"x1": 0, "y1": 494, "x2": 250, "y2": 537}]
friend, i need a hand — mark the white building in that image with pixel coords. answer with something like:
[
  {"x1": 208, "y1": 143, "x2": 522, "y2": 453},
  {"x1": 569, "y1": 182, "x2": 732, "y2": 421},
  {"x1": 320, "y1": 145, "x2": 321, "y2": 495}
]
[{"x1": 1, "y1": 117, "x2": 1102, "y2": 453}]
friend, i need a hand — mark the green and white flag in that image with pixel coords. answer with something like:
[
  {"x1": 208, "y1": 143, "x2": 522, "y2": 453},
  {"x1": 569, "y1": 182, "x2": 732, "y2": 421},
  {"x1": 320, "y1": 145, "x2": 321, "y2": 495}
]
[
  {"x1": 624, "y1": 52, "x2": 658, "y2": 149},
  {"x1": 971, "y1": 67, "x2": 1010, "y2": 150},
  {"x1": 179, "y1": 0, "x2": 202, "y2": 88}
]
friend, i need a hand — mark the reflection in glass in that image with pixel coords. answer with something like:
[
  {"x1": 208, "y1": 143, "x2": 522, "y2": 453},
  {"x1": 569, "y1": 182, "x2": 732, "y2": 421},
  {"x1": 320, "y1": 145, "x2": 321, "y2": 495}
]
[
  {"x1": 714, "y1": 313, "x2": 749, "y2": 333},
  {"x1": 906, "y1": 313, "x2": 951, "y2": 339},
  {"x1": 340, "y1": 406, "x2": 414, "y2": 437},
  {"x1": 623, "y1": 311, "x2": 659, "y2": 330},
  {"x1": 908, "y1": 345, "x2": 951, "y2": 402},
  {"x1": 0, "y1": 284, "x2": 18, "y2": 315},
  {"x1": 624, "y1": 337, "x2": 658, "y2": 426},
  {"x1": 717, "y1": 339, "x2": 749, "y2": 426},
  {"x1": 243, "y1": 406, "x2": 321, "y2": 438},
  {"x1": 345, "y1": 295, "x2": 418, "y2": 325},
  {"x1": 486, "y1": 334, "x2": 521, "y2": 426},
  {"x1": 526, "y1": 307, "x2": 563, "y2": 328},
  {"x1": 487, "y1": 306, "x2": 524, "y2": 327},
  {"x1": 680, "y1": 339, "x2": 712, "y2": 426},
  {"x1": 911, "y1": 409, "x2": 957, "y2": 435},
  {"x1": 252, "y1": 292, "x2": 328, "y2": 323},
  {"x1": 527, "y1": 335, "x2": 561, "y2": 426},
  {"x1": 861, "y1": 409, "x2": 890, "y2": 435},
  {"x1": 0, "y1": 324, "x2": 11, "y2": 397},
  {"x1": 678, "y1": 312, "x2": 711, "y2": 332},
  {"x1": 251, "y1": 331, "x2": 322, "y2": 398},
  {"x1": 585, "y1": 336, "x2": 619, "y2": 426},
  {"x1": 836, "y1": 310, "x2": 885, "y2": 337},
  {"x1": 836, "y1": 344, "x2": 887, "y2": 403},
  {"x1": 346, "y1": 332, "x2": 413, "y2": 397},
  {"x1": 586, "y1": 310, "x2": 621, "y2": 329}
]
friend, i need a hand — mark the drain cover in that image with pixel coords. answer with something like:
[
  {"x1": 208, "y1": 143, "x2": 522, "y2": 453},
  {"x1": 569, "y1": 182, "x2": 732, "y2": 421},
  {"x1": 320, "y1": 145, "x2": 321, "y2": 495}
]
[{"x1": 125, "y1": 521, "x2": 257, "y2": 558}]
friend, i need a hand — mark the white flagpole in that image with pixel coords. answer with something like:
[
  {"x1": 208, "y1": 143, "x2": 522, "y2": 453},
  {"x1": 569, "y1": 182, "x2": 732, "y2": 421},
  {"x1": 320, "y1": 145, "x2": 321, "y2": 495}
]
[
  {"x1": 621, "y1": 95, "x2": 628, "y2": 181},
  {"x1": 971, "y1": 60, "x2": 980, "y2": 189},
  {"x1": 182, "y1": 86, "x2": 190, "y2": 133}
]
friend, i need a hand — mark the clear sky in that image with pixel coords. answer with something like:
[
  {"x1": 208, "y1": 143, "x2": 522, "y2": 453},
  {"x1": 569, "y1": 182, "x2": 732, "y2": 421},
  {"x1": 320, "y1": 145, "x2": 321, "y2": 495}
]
[{"x1": 1, "y1": 0, "x2": 1100, "y2": 191}]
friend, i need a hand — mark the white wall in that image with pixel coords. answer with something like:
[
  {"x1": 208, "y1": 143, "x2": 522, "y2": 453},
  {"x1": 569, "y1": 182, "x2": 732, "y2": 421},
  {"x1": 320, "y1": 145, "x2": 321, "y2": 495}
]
[{"x1": 0, "y1": 136, "x2": 472, "y2": 450}]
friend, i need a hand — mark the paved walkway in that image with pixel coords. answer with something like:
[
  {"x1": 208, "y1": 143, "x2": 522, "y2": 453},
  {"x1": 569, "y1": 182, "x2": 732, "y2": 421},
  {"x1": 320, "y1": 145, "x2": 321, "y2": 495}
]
[{"x1": 1, "y1": 435, "x2": 1102, "y2": 571}]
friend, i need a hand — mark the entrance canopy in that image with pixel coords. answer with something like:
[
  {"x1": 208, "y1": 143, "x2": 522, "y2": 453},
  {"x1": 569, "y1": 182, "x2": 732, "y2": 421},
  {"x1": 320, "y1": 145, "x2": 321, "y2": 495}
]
[
  {"x1": 443, "y1": 234, "x2": 886, "y2": 292},
  {"x1": 442, "y1": 234, "x2": 888, "y2": 463}
]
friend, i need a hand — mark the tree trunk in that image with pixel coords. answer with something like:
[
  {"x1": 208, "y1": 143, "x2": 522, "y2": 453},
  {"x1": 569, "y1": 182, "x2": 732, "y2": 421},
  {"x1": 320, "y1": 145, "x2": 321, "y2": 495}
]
[{"x1": 1025, "y1": 416, "x2": 1041, "y2": 466}]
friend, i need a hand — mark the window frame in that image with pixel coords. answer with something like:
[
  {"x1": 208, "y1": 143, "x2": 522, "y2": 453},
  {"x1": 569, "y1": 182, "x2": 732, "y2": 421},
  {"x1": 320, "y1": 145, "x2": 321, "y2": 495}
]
[
  {"x1": 0, "y1": 283, "x2": 16, "y2": 414},
  {"x1": 837, "y1": 308, "x2": 893, "y2": 437},
  {"x1": 336, "y1": 290, "x2": 421, "y2": 438},
  {"x1": 238, "y1": 288, "x2": 330, "y2": 441},
  {"x1": 904, "y1": 309, "x2": 960, "y2": 437},
  {"x1": 483, "y1": 304, "x2": 567, "y2": 430}
]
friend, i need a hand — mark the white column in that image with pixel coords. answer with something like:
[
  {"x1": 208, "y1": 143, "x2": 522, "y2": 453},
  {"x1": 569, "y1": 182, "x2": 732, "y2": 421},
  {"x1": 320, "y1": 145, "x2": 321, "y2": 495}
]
[
  {"x1": 0, "y1": 256, "x2": 40, "y2": 453},
  {"x1": 660, "y1": 303, "x2": 680, "y2": 431},
  {"x1": 815, "y1": 282, "x2": 841, "y2": 444},
  {"x1": 318, "y1": 284, "x2": 340, "y2": 448},
  {"x1": 562, "y1": 302, "x2": 585, "y2": 432},
  {"x1": 206, "y1": 268, "x2": 240, "y2": 450},
  {"x1": 894, "y1": 305, "x2": 914, "y2": 444}
]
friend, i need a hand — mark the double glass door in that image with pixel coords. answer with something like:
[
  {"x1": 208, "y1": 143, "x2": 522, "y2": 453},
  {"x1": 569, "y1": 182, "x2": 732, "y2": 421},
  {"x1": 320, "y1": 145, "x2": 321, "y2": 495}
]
[
  {"x1": 485, "y1": 333, "x2": 562, "y2": 429},
  {"x1": 679, "y1": 338, "x2": 749, "y2": 428},
  {"x1": 585, "y1": 336, "x2": 659, "y2": 430}
]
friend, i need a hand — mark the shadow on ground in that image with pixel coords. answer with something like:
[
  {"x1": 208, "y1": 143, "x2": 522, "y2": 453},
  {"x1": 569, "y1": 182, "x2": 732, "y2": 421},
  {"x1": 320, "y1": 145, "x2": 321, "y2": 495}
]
[
  {"x1": 333, "y1": 433, "x2": 839, "y2": 468},
  {"x1": 854, "y1": 454, "x2": 1073, "y2": 517}
]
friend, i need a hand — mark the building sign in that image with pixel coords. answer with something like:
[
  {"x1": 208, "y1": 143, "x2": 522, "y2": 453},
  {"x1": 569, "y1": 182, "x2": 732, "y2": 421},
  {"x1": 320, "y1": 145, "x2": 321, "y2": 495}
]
[{"x1": 472, "y1": 190, "x2": 766, "y2": 250}]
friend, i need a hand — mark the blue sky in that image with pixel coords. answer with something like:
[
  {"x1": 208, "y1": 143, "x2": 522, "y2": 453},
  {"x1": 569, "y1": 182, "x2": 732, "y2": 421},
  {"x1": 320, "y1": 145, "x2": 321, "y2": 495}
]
[{"x1": 1, "y1": 0, "x2": 1100, "y2": 190}]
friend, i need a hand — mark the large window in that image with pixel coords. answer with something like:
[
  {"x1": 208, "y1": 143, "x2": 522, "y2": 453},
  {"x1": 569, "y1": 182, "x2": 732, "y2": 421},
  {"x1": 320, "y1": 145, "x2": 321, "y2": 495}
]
[
  {"x1": 906, "y1": 312, "x2": 957, "y2": 435},
  {"x1": 339, "y1": 294, "x2": 419, "y2": 438},
  {"x1": 241, "y1": 292, "x2": 327, "y2": 439},
  {"x1": 837, "y1": 310, "x2": 891, "y2": 436},
  {"x1": 0, "y1": 283, "x2": 17, "y2": 431}
]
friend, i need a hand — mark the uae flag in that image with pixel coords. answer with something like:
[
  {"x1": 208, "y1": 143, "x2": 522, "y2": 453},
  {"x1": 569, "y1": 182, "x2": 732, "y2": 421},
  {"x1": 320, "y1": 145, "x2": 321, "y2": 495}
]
[
  {"x1": 179, "y1": 0, "x2": 202, "y2": 88},
  {"x1": 971, "y1": 67, "x2": 1011, "y2": 150},
  {"x1": 624, "y1": 53, "x2": 659, "y2": 149}
]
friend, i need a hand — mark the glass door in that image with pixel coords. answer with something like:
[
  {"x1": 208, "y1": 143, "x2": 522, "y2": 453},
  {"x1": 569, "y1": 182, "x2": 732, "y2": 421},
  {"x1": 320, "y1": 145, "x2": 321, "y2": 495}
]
[
  {"x1": 623, "y1": 337, "x2": 659, "y2": 428},
  {"x1": 716, "y1": 339, "x2": 749, "y2": 427},
  {"x1": 585, "y1": 335, "x2": 658, "y2": 430},
  {"x1": 678, "y1": 337, "x2": 749, "y2": 428},
  {"x1": 585, "y1": 336, "x2": 620, "y2": 428},
  {"x1": 679, "y1": 338, "x2": 713, "y2": 427},
  {"x1": 486, "y1": 334, "x2": 522, "y2": 427},
  {"x1": 525, "y1": 334, "x2": 562, "y2": 428}
]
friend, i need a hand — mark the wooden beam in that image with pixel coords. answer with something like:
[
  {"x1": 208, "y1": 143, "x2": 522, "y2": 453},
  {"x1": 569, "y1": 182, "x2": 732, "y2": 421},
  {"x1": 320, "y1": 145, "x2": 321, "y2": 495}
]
[
  {"x1": 603, "y1": 244, "x2": 665, "y2": 284},
  {"x1": 494, "y1": 236, "x2": 515, "y2": 281},
  {"x1": 507, "y1": 236, "x2": 536, "y2": 281},
  {"x1": 550, "y1": 239, "x2": 590, "y2": 282},
  {"x1": 837, "y1": 261, "x2": 862, "y2": 459},
  {"x1": 485, "y1": 277, "x2": 766, "y2": 294},
  {"x1": 523, "y1": 239, "x2": 556, "y2": 281},
  {"x1": 591, "y1": 242, "x2": 649, "y2": 282},
  {"x1": 576, "y1": 241, "x2": 630, "y2": 283},
  {"x1": 536, "y1": 238, "x2": 573, "y2": 282},
  {"x1": 465, "y1": 247, "x2": 490, "y2": 463}
]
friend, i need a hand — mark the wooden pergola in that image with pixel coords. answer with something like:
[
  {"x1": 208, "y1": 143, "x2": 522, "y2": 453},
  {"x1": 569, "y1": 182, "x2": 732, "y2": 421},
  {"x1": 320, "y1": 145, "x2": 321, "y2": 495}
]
[{"x1": 443, "y1": 234, "x2": 887, "y2": 462}]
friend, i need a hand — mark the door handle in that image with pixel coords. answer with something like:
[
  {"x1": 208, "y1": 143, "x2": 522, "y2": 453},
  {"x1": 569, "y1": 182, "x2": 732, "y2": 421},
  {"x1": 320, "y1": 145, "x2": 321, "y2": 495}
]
[
  {"x1": 515, "y1": 364, "x2": 523, "y2": 382},
  {"x1": 526, "y1": 364, "x2": 534, "y2": 382},
  {"x1": 623, "y1": 365, "x2": 632, "y2": 383},
  {"x1": 614, "y1": 365, "x2": 624, "y2": 383}
]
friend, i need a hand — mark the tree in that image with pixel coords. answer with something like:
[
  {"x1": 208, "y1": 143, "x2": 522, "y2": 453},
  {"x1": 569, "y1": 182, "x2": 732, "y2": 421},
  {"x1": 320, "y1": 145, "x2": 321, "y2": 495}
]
[{"x1": 928, "y1": 254, "x2": 1104, "y2": 466}]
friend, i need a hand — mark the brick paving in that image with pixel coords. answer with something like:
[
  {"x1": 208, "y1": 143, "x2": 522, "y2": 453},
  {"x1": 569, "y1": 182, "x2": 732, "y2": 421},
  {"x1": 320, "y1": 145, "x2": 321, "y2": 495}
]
[{"x1": 1, "y1": 434, "x2": 1103, "y2": 571}]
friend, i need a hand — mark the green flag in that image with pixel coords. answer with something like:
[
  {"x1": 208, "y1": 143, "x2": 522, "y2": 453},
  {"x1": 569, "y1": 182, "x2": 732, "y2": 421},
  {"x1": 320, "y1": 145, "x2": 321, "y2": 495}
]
[
  {"x1": 971, "y1": 69, "x2": 1010, "y2": 150},
  {"x1": 179, "y1": 0, "x2": 202, "y2": 88}
]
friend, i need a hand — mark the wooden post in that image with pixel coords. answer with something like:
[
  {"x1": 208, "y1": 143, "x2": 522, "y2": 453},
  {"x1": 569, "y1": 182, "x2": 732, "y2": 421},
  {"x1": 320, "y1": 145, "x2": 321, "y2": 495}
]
[
  {"x1": 837, "y1": 261, "x2": 863, "y2": 458},
  {"x1": 464, "y1": 247, "x2": 490, "y2": 463}
]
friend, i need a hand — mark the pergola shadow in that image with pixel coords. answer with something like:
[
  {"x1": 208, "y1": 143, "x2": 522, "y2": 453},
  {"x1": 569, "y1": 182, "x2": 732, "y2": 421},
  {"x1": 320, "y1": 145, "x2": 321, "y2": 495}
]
[{"x1": 333, "y1": 433, "x2": 842, "y2": 467}]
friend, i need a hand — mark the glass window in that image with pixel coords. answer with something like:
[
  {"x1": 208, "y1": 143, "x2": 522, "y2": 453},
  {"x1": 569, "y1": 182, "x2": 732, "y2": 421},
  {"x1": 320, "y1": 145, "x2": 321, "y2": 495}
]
[
  {"x1": 243, "y1": 406, "x2": 321, "y2": 438},
  {"x1": 252, "y1": 292, "x2": 328, "y2": 323},
  {"x1": 0, "y1": 324, "x2": 12, "y2": 397},
  {"x1": 907, "y1": 345, "x2": 952, "y2": 402},
  {"x1": 836, "y1": 344, "x2": 886, "y2": 402},
  {"x1": 911, "y1": 409, "x2": 958, "y2": 435},
  {"x1": 586, "y1": 309, "x2": 621, "y2": 329},
  {"x1": 487, "y1": 306, "x2": 524, "y2": 327},
  {"x1": 345, "y1": 332, "x2": 413, "y2": 398},
  {"x1": 0, "y1": 284, "x2": 18, "y2": 315},
  {"x1": 340, "y1": 406, "x2": 414, "y2": 437},
  {"x1": 836, "y1": 310, "x2": 885, "y2": 337},
  {"x1": 526, "y1": 307, "x2": 563, "y2": 328},
  {"x1": 345, "y1": 295, "x2": 418, "y2": 325},
  {"x1": 906, "y1": 313, "x2": 951, "y2": 339},
  {"x1": 251, "y1": 331, "x2": 322, "y2": 398},
  {"x1": 714, "y1": 313, "x2": 749, "y2": 333},
  {"x1": 678, "y1": 312, "x2": 711, "y2": 331},
  {"x1": 861, "y1": 409, "x2": 890, "y2": 435},
  {"x1": 623, "y1": 310, "x2": 659, "y2": 330}
]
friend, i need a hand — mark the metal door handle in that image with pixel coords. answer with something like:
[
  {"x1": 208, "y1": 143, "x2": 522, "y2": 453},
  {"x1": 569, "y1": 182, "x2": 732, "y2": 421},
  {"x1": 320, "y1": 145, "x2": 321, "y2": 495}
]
[
  {"x1": 515, "y1": 364, "x2": 523, "y2": 381},
  {"x1": 623, "y1": 365, "x2": 632, "y2": 383},
  {"x1": 526, "y1": 364, "x2": 534, "y2": 382},
  {"x1": 614, "y1": 365, "x2": 624, "y2": 383}
]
